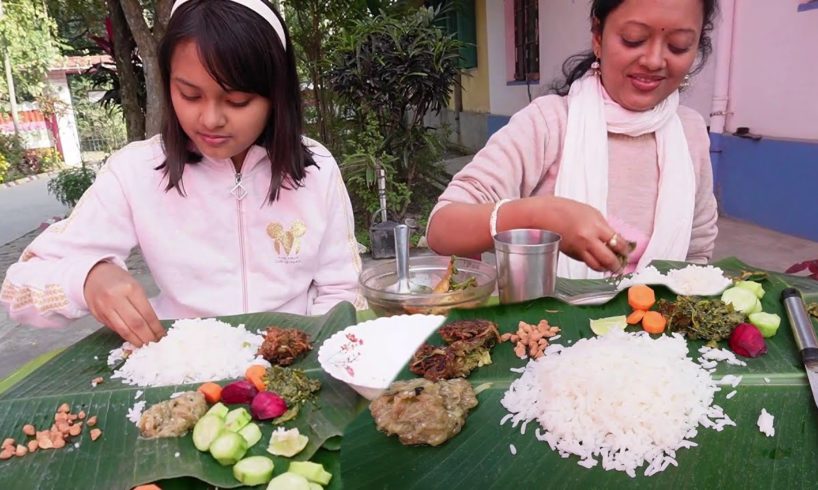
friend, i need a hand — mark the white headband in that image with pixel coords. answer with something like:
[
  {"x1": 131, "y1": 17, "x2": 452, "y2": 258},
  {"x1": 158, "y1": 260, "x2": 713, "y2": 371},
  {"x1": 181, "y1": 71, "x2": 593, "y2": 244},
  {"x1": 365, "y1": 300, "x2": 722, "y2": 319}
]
[{"x1": 170, "y1": 0, "x2": 287, "y2": 51}]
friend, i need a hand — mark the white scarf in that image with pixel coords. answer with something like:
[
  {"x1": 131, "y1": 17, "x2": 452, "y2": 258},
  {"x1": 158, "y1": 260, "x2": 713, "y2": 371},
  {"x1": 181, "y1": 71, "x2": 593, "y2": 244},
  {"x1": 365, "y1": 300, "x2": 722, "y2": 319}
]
[{"x1": 554, "y1": 74, "x2": 696, "y2": 279}]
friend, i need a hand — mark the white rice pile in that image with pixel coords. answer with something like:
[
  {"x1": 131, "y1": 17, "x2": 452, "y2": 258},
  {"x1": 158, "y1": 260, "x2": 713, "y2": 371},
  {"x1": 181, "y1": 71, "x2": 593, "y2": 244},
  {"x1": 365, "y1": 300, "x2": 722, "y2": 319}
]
[
  {"x1": 666, "y1": 265, "x2": 731, "y2": 296},
  {"x1": 698, "y1": 346, "x2": 747, "y2": 367},
  {"x1": 501, "y1": 329, "x2": 734, "y2": 478},
  {"x1": 619, "y1": 266, "x2": 666, "y2": 289},
  {"x1": 757, "y1": 409, "x2": 775, "y2": 437},
  {"x1": 110, "y1": 318, "x2": 267, "y2": 387}
]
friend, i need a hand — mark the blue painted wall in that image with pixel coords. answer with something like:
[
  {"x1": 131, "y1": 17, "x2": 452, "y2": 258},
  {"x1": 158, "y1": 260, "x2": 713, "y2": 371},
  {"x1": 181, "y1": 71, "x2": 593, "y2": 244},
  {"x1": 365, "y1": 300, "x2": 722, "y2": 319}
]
[{"x1": 710, "y1": 133, "x2": 818, "y2": 242}]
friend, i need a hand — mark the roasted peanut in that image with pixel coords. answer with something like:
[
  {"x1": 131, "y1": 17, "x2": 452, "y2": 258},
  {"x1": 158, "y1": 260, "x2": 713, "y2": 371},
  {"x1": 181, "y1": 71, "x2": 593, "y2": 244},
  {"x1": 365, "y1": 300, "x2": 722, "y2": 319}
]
[
  {"x1": 0, "y1": 448, "x2": 12, "y2": 460},
  {"x1": 22, "y1": 424, "x2": 35, "y2": 437},
  {"x1": 27, "y1": 440, "x2": 38, "y2": 453},
  {"x1": 2, "y1": 437, "x2": 14, "y2": 449},
  {"x1": 89, "y1": 429, "x2": 102, "y2": 441},
  {"x1": 77, "y1": 411, "x2": 86, "y2": 420},
  {"x1": 68, "y1": 425, "x2": 81, "y2": 437},
  {"x1": 86, "y1": 416, "x2": 96, "y2": 427},
  {"x1": 15, "y1": 445, "x2": 27, "y2": 457},
  {"x1": 57, "y1": 403, "x2": 70, "y2": 414}
]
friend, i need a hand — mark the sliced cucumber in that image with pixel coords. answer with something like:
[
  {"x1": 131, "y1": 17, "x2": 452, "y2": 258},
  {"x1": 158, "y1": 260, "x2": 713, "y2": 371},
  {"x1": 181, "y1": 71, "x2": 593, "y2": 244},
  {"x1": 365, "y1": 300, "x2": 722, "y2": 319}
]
[
  {"x1": 209, "y1": 431, "x2": 248, "y2": 466},
  {"x1": 266, "y1": 472, "x2": 311, "y2": 490},
  {"x1": 749, "y1": 312, "x2": 782, "y2": 338},
  {"x1": 308, "y1": 484, "x2": 323, "y2": 490},
  {"x1": 721, "y1": 287, "x2": 758, "y2": 314},
  {"x1": 192, "y1": 414, "x2": 225, "y2": 452},
  {"x1": 749, "y1": 298, "x2": 763, "y2": 314},
  {"x1": 238, "y1": 422, "x2": 262, "y2": 448},
  {"x1": 288, "y1": 461, "x2": 332, "y2": 486},
  {"x1": 206, "y1": 402, "x2": 229, "y2": 419},
  {"x1": 233, "y1": 455, "x2": 275, "y2": 485},
  {"x1": 267, "y1": 428, "x2": 309, "y2": 457},
  {"x1": 735, "y1": 280, "x2": 765, "y2": 299},
  {"x1": 224, "y1": 407, "x2": 252, "y2": 432}
]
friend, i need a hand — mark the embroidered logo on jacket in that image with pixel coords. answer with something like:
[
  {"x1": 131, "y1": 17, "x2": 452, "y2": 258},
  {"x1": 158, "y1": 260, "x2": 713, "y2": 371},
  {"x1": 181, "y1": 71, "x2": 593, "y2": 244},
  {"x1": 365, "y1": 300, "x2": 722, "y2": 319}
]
[{"x1": 266, "y1": 220, "x2": 307, "y2": 258}]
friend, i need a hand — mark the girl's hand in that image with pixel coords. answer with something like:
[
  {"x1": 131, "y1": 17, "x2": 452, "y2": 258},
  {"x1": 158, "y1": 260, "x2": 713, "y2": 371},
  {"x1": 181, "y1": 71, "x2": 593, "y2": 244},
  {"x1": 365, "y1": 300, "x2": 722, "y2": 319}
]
[
  {"x1": 83, "y1": 261, "x2": 165, "y2": 347},
  {"x1": 536, "y1": 196, "x2": 631, "y2": 272}
]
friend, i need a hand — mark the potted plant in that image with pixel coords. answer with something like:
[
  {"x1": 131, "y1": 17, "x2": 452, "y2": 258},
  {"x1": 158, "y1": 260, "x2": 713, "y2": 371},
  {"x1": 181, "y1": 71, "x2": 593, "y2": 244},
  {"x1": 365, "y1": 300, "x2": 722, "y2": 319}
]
[{"x1": 47, "y1": 164, "x2": 96, "y2": 208}]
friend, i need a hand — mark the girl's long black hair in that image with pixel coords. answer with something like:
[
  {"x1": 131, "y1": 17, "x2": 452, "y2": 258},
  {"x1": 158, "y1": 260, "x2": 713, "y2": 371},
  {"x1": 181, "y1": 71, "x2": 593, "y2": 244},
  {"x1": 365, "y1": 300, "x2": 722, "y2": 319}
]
[
  {"x1": 157, "y1": 0, "x2": 315, "y2": 202},
  {"x1": 551, "y1": 0, "x2": 719, "y2": 95}
]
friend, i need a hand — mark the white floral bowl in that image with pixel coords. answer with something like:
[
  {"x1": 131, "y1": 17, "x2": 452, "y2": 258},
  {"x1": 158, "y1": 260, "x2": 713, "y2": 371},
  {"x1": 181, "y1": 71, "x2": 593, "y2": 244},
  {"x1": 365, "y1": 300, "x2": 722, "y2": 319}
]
[{"x1": 317, "y1": 314, "x2": 445, "y2": 400}]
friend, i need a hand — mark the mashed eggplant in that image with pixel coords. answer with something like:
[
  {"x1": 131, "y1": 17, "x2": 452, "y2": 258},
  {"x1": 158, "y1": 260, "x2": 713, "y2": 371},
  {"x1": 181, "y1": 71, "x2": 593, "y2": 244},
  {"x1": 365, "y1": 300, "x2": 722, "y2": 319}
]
[{"x1": 138, "y1": 391, "x2": 207, "y2": 438}]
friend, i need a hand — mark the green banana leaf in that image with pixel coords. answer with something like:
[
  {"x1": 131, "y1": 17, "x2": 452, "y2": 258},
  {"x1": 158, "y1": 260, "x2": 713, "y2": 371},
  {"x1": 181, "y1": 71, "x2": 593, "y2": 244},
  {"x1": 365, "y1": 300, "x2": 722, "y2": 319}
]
[
  {"x1": 0, "y1": 302, "x2": 363, "y2": 490},
  {"x1": 340, "y1": 258, "x2": 818, "y2": 489}
]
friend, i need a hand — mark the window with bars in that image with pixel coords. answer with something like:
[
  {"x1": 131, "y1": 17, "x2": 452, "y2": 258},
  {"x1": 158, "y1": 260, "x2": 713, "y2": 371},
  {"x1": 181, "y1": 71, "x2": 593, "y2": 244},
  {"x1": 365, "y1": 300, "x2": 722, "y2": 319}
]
[{"x1": 513, "y1": 0, "x2": 539, "y2": 81}]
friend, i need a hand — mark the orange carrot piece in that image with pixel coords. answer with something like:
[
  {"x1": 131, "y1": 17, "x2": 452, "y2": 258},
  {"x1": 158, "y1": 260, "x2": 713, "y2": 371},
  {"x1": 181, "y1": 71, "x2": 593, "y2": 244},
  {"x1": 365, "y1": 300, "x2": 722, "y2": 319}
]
[
  {"x1": 642, "y1": 311, "x2": 667, "y2": 334},
  {"x1": 626, "y1": 309, "x2": 646, "y2": 325},
  {"x1": 628, "y1": 285, "x2": 656, "y2": 311},
  {"x1": 245, "y1": 365, "x2": 267, "y2": 392},
  {"x1": 197, "y1": 382, "x2": 222, "y2": 404}
]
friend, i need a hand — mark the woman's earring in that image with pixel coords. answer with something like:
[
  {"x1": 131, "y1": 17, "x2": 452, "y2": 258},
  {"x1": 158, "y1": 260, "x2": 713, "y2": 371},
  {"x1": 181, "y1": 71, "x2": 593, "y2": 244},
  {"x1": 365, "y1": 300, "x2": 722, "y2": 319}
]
[
  {"x1": 591, "y1": 58, "x2": 601, "y2": 76},
  {"x1": 680, "y1": 74, "x2": 691, "y2": 88}
]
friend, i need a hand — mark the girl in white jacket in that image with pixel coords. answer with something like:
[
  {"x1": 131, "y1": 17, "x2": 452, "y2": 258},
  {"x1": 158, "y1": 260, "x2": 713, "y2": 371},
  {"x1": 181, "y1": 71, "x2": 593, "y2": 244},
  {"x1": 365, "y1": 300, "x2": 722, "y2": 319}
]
[{"x1": 1, "y1": 0, "x2": 365, "y2": 346}]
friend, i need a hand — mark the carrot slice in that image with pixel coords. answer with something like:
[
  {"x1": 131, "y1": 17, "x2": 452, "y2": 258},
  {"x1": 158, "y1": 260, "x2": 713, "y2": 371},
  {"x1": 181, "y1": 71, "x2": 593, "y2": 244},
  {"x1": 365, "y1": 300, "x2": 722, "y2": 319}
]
[
  {"x1": 628, "y1": 285, "x2": 656, "y2": 311},
  {"x1": 642, "y1": 311, "x2": 667, "y2": 334},
  {"x1": 245, "y1": 365, "x2": 267, "y2": 392},
  {"x1": 626, "y1": 309, "x2": 646, "y2": 325},
  {"x1": 197, "y1": 382, "x2": 222, "y2": 404}
]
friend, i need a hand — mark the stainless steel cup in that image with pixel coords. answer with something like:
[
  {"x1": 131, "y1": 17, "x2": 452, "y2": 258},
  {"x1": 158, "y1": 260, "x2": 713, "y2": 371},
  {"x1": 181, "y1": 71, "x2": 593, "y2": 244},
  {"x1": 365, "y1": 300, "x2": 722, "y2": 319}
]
[{"x1": 493, "y1": 229, "x2": 561, "y2": 304}]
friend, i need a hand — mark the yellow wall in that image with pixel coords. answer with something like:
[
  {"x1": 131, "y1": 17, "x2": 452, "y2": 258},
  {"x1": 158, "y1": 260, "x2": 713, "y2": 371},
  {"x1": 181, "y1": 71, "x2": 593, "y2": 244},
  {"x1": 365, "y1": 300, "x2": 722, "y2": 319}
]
[{"x1": 452, "y1": 0, "x2": 490, "y2": 113}]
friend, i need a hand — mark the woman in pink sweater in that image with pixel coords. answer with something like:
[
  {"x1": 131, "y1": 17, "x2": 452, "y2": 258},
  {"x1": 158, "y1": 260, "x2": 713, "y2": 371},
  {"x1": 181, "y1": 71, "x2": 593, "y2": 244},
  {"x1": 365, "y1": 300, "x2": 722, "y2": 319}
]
[
  {"x1": 1, "y1": 0, "x2": 364, "y2": 346},
  {"x1": 427, "y1": 0, "x2": 719, "y2": 279}
]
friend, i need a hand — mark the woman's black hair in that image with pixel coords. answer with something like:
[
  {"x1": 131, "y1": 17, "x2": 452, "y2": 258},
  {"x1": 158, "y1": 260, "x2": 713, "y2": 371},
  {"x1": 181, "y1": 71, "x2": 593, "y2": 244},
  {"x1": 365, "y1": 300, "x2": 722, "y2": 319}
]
[
  {"x1": 551, "y1": 0, "x2": 719, "y2": 95},
  {"x1": 157, "y1": 0, "x2": 315, "y2": 202}
]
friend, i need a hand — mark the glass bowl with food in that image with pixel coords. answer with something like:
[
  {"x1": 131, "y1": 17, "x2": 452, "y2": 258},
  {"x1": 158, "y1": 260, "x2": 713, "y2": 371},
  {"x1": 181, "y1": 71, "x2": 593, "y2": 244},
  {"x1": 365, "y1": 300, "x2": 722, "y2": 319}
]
[{"x1": 360, "y1": 255, "x2": 496, "y2": 317}]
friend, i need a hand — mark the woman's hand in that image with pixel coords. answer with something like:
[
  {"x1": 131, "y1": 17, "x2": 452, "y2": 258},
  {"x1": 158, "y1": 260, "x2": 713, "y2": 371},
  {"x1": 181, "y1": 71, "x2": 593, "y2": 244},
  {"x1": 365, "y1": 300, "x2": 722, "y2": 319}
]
[
  {"x1": 83, "y1": 261, "x2": 165, "y2": 347},
  {"x1": 535, "y1": 196, "x2": 631, "y2": 272}
]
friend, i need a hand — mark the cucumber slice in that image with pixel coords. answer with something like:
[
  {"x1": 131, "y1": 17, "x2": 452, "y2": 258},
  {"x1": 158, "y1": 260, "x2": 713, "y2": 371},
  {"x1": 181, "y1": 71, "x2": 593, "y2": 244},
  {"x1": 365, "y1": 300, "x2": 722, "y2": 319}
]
[
  {"x1": 749, "y1": 298, "x2": 763, "y2": 314},
  {"x1": 308, "y1": 484, "x2": 323, "y2": 490},
  {"x1": 206, "y1": 402, "x2": 229, "y2": 419},
  {"x1": 735, "y1": 280, "x2": 765, "y2": 299},
  {"x1": 266, "y1": 472, "x2": 311, "y2": 490},
  {"x1": 721, "y1": 287, "x2": 758, "y2": 314},
  {"x1": 749, "y1": 312, "x2": 782, "y2": 338},
  {"x1": 192, "y1": 414, "x2": 225, "y2": 452},
  {"x1": 209, "y1": 431, "x2": 248, "y2": 466},
  {"x1": 288, "y1": 461, "x2": 332, "y2": 485},
  {"x1": 224, "y1": 407, "x2": 252, "y2": 432},
  {"x1": 267, "y1": 428, "x2": 309, "y2": 457},
  {"x1": 233, "y1": 455, "x2": 275, "y2": 485},
  {"x1": 238, "y1": 422, "x2": 262, "y2": 448}
]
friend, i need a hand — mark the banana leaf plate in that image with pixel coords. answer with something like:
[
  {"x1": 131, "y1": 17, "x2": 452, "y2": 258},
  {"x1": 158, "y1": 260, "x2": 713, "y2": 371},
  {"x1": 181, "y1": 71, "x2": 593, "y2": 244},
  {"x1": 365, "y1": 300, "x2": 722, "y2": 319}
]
[
  {"x1": 0, "y1": 302, "x2": 364, "y2": 490},
  {"x1": 341, "y1": 258, "x2": 818, "y2": 489}
]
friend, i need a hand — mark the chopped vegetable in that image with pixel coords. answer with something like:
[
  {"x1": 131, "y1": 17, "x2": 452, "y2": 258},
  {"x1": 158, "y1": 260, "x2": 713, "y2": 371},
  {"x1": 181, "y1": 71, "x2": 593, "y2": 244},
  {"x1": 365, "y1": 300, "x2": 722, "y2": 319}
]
[
  {"x1": 206, "y1": 402, "x2": 229, "y2": 419},
  {"x1": 209, "y1": 431, "x2": 248, "y2": 466},
  {"x1": 589, "y1": 316, "x2": 627, "y2": 336},
  {"x1": 656, "y1": 296, "x2": 745, "y2": 341},
  {"x1": 267, "y1": 427, "x2": 309, "y2": 457},
  {"x1": 238, "y1": 422, "x2": 263, "y2": 448},
  {"x1": 264, "y1": 366, "x2": 322, "y2": 407},
  {"x1": 626, "y1": 310, "x2": 646, "y2": 325},
  {"x1": 246, "y1": 365, "x2": 268, "y2": 392},
  {"x1": 197, "y1": 382, "x2": 223, "y2": 404},
  {"x1": 628, "y1": 285, "x2": 656, "y2": 311},
  {"x1": 258, "y1": 327, "x2": 312, "y2": 366},
  {"x1": 721, "y1": 287, "x2": 760, "y2": 315},
  {"x1": 251, "y1": 392, "x2": 288, "y2": 421},
  {"x1": 224, "y1": 407, "x2": 252, "y2": 432},
  {"x1": 266, "y1": 472, "x2": 311, "y2": 490},
  {"x1": 221, "y1": 380, "x2": 258, "y2": 405},
  {"x1": 641, "y1": 311, "x2": 667, "y2": 334},
  {"x1": 192, "y1": 415, "x2": 225, "y2": 451},
  {"x1": 233, "y1": 455, "x2": 275, "y2": 485},
  {"x1": 288, "y1": 461, "x2": 332, "y2": 485},
  {"x1": 748, "y1": 312, "x2": 781, "y2": 338},
  {"x1": 729, "y1": 323, "x2": 767, "y2": 358},
  {"x1": 735, "y1": 280, "x2": 765, "y2": 299}
]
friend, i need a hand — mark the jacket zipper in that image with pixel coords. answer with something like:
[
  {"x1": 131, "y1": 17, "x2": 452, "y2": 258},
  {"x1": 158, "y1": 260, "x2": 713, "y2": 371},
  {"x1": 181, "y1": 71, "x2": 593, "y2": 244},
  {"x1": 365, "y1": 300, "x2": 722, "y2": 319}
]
[{"x1": 234, "y1": 171, "x2": 249, "y2": 313}]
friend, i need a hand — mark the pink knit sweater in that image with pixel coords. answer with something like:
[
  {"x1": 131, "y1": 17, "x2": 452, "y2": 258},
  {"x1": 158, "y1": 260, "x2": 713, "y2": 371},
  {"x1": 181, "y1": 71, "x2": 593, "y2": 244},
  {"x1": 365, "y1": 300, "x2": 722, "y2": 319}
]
[{"x1": 431, "y1": 95, "x2": 718, "y2": 269}]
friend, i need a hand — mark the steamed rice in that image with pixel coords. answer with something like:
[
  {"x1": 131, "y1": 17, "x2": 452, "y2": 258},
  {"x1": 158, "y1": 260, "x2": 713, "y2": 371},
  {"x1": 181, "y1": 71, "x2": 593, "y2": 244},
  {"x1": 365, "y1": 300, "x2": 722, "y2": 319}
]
[
  {"x1": 501, "y1": 329, "x2": 733, "y2": 478},
  {"x1": 110, "y1": 318, "x2": 268, "y2": 387}
]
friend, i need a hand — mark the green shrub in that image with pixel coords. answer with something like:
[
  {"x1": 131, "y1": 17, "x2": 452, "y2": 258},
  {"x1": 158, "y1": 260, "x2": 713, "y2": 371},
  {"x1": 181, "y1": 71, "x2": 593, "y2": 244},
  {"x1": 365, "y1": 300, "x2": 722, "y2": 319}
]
[{"x1": 47, "y1": 166, "x2": 96, "y2": 207}]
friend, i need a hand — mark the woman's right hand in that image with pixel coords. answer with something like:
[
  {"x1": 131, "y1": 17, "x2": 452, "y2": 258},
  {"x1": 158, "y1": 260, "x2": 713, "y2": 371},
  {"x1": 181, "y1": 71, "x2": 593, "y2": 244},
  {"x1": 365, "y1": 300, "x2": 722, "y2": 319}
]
[
  {"x1": 83, "y1": 261, "x2": 165, "y2": 347},
  {"x1": 534, "y1": 196, "x2": 631, "y2": 273}
]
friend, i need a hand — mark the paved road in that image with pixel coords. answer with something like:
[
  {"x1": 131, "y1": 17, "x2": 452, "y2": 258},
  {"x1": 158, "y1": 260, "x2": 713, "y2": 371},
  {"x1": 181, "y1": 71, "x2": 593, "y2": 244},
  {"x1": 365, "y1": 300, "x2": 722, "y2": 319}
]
[{"x1": 0, "y1": 177, "x2": 68, "y2": 246}]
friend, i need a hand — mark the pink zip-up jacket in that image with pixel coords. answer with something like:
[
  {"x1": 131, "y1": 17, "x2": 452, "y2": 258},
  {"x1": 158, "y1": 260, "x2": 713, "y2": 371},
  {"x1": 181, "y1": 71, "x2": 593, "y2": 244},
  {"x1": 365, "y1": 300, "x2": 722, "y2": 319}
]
[{"x1": 1, "y1": 135, "x2": 366, "y2": 328}]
